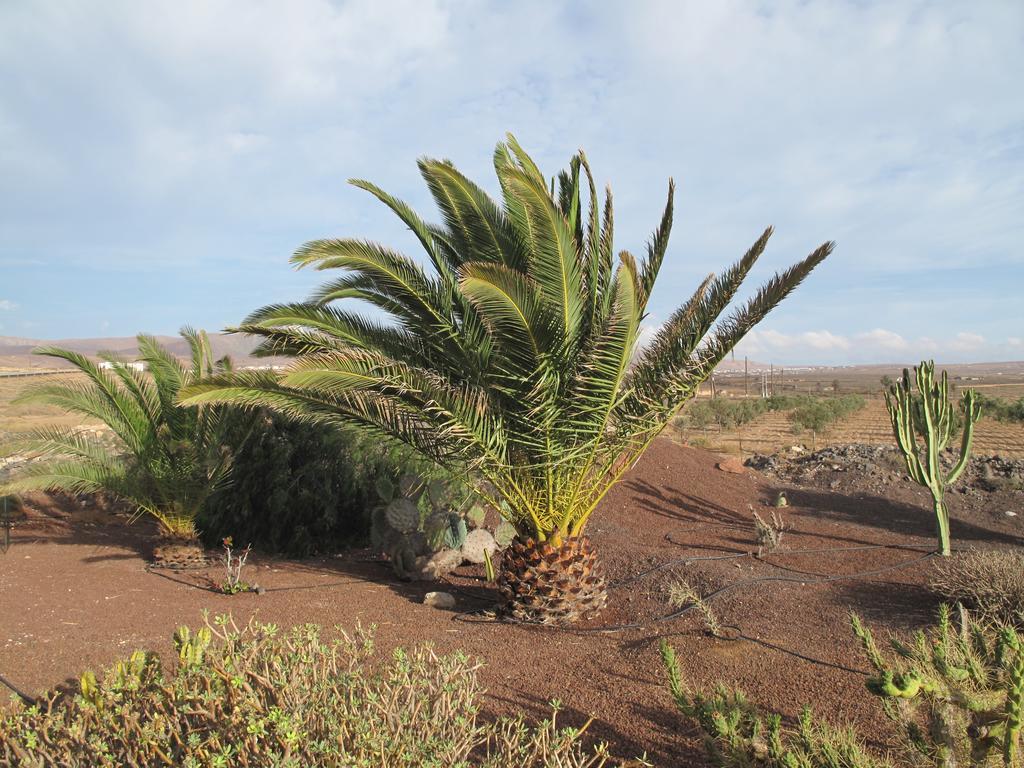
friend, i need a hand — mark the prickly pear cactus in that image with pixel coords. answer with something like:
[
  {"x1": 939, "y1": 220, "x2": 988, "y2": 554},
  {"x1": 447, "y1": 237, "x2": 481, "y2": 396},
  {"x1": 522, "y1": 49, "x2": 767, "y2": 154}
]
[
  {"x1": 494, "y1": 519, "x2": 516, "y2": 549},
  {"x1": 398, "y1": 473, "x2": 425, "y2": 501},
  {"x1": 374, "y1": 476, "x2": 394, "y2": 503},
  {"x1": 385, "y1": 498, "x2": 420, "y2": 533},
  {"x1": 465, "y1": 504, "x2": 486, "y2": 529}
]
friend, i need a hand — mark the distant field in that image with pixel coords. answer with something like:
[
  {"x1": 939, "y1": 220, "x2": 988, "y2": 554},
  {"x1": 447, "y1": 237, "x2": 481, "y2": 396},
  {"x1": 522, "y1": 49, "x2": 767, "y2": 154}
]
[
  {"x1": 3, "y1": 368, "x2": 1023, "y2": 460},
  {"x1": 0, "y1": 372, "x2": 98, "y2": 437},
  {"x1": 672, "y1": 396, "x2": 1024, "y2": 459}
]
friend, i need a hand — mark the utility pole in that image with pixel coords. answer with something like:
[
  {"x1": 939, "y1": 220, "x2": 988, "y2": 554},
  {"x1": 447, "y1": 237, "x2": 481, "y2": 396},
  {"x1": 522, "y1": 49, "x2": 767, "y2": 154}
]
[
  {"x1": 744, "y1": 356, "x2": 748, "y2": 398},
  {"x1": 770, "y1": 363, "x2": 774, "y2": 397}
]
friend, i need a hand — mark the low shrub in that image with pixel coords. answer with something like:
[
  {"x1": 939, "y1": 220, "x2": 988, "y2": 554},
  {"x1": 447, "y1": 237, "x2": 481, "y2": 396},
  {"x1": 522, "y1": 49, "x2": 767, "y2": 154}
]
[
  {"x1": 976, "y1": 394, "x2": 1024, "y2": 424},
  {"x1": 198, "y1": 410, "x2": 435, "y2": 556},
  {"x1": 0, "y1": 616, "x2": 622, "y2": 767},
  {"x1": 930, "y1": 549, "x2": 1024, "y2": 627},
  {"x1": 662, "y1": 605, "x2": 1024, "y2": 767}
]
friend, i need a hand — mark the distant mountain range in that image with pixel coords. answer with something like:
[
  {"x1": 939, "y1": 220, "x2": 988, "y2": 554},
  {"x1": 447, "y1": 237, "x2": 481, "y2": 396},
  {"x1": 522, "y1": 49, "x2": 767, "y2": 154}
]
[
  {"x1": 0, "y1": 333, "x2": 266, "y2": 369},
  {"x1": 2, "y1": 334, "x2": 1020, "y2": 375}
]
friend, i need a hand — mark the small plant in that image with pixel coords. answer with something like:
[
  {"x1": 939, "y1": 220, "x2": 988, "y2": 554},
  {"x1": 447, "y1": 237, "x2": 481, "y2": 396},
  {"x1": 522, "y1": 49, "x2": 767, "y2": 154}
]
[
  {"x1": 661, "y1": 606, "x2": 1024, "y2": 767},
  {"x1": 885, "y1": 361, "x2": 981, "y2": 556},
  {"x1": 219, "y1": 536, "x2": 251, "y2": 594},
  {"x1": 853, "y1": 604, "x2": 1024, "y2": 766},
  {"x1": 0, "y1": 616, "x2": 620, "y2": 766},
  {"x1": 930, "y1": 550, "x2": 1024, "y2": 627},
  {"x1": 659, "y1": 639, "x2": 891, "y2": 767},
  {"x1": 667, "y1": 578, "x2": 722, "y2": 638},
  {"x1": 483, "y1": 547, "x2": 497, "y2": 583},
  {"x1": 753, "y1": 508, "x2": 787, "y2": 556}
]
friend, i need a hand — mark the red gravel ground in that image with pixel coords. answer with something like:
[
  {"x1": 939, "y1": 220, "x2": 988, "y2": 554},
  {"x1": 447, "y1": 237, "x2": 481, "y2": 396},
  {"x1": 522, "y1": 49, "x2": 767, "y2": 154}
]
[{"x1": 2, "y1": 438, "x2": 1022, "y2": 765}]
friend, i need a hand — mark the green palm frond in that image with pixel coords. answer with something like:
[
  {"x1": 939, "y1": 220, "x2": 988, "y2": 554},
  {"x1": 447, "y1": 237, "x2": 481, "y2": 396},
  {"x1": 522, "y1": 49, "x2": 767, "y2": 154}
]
[
  {"x1": 180, "y1": 134, "x2": 832, "y2": 543},
  {"x1": 3, "y1": 330, "x2": 242, "y2": 538}
]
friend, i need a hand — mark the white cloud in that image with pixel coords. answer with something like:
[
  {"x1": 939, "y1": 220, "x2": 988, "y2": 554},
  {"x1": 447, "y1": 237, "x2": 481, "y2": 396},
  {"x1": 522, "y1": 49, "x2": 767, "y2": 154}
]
[
  {"x1": 0, "y1": 2, "x2": 1021, "y2": 346},
  {"x1": 733, "y1": 326, "x2": 1015, "y2": 364},
  {"x1": 0, "y1": 299, "x2": 17, "y2": 311},
  {"x1": 855, "y1": 329, "x2": 909, "y2": 351},
  {"x1": 949, "y1": 332, "x2": 986, "y2": 352}
]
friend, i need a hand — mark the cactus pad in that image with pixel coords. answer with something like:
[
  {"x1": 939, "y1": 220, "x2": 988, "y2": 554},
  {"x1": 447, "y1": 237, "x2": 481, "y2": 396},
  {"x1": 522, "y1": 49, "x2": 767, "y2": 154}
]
[
  {"x1": 494, "y1": 519, "x2": 517, "y2": 549},
  {"x1": 385, "y1": 498, "x2": 420, "y2": 533},
  {"x1": 465, "y1": 504, "x2": 486, "y2": 529}
]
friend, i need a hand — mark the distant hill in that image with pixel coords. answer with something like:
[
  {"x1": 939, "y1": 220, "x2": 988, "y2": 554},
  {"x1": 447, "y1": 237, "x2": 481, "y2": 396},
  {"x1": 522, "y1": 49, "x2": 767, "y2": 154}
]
[{"x1": 0, "y1": 333, "x2": 268, "y2": 370}]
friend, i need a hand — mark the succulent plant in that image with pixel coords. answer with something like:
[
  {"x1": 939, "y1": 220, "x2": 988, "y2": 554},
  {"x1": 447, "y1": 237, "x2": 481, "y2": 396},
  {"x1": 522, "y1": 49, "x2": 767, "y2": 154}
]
[
  {"x1": 494, "y1": 519, "x2": 517, "y2": 549},
  {"x1": 370, "y1": 471, "x2": 511, "y2": 579},
  {"x1": 385, "y1": 498, "x2": 420, "y2": 534},
  {"x1": 374, "y1": 476, "x2": 394, "y2": 504},
  {"x1": 398, "y1": 473, "x2": 425, "y2": 501},
  {"x1": 465, "y1": 504, "x2": 486, "y2": 529}
]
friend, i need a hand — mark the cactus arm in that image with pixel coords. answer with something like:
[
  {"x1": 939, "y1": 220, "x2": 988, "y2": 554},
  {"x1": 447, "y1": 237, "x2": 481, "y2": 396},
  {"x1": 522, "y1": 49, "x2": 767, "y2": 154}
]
[
  {"x1": 947, "y1": 390, "x2": 980, "y2": 486},
  {"x1": 917, "y1": 363, "x2": 943, "y2": 496},
  {"x1": 886, "y1": 388, "x2": 927, "y2": 485}
]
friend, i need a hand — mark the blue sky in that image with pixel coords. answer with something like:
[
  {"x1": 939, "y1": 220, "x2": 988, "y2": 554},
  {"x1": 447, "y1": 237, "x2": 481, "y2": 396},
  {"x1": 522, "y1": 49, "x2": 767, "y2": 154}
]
[{"x1": 1, "y1": 1, "x2": 1021, "y2": 364}]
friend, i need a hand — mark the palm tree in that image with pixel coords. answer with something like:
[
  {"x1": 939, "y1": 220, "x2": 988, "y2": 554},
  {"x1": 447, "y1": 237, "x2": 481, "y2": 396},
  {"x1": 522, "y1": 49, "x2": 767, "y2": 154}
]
[
  {"x1": 182, "y1": 135, "x2": 833, "y2": 623},
  {"x1": 3, "y1": 329, "x2": 236, "y2": 540}
]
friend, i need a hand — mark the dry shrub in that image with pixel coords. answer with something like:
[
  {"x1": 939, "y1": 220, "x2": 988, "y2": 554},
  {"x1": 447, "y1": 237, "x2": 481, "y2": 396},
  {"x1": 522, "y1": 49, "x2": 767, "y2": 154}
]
[
  {"x1": 753, "y1": 509, "x2": 787, "y2": 555},
  {"x1": 667, "y1": 578, "x2": 722, "y2": 638},
  {"x1": 0, "y1": 615, "x2": 627, "y2": 767},
  {"x1": 930, "y1": 549, "x2": 1024, "y2": 626}
]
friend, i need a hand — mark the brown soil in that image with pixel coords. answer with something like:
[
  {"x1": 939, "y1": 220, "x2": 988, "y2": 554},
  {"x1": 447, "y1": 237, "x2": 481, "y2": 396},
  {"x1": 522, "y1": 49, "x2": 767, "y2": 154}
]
[{"x1": 2, "y1": 438, "x2": 1023, "y2": 766}]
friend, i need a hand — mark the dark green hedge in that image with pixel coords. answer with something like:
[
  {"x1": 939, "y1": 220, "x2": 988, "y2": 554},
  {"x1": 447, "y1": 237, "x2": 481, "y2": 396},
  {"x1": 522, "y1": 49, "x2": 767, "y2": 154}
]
[{"x1": 198, "y1": 410, "x2": 425, "y2": 556}]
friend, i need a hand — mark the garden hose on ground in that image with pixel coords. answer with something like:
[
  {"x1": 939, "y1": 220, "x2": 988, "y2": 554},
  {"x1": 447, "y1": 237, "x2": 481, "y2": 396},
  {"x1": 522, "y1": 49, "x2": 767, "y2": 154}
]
[{"x1": 0, "y1": 672, "x2": 35, "y2": 706}]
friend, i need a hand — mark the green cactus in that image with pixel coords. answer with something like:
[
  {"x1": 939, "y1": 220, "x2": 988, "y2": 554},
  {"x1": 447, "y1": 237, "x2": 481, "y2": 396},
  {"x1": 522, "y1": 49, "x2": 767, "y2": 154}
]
[
  {"x1": 385, "y1": 498, "x2": 420, "y2": 534},
  {"x1": 398, "y1": 473, "x2": 425, "y2": 501},
  {"x1": 374, "y1": 476, "x2": 394, "y2": 503},
  {"x1": 884, "y1": 361, "x2": 981, "y2": 556},
  {"x1": 175, "y1": 625, "x2": 212, "y2": 668},
  {"x1": 369, "y1": 506, "x2": 391, "y2": 549},
  {"x1": 465, "y1": 504, "x2": 486, "y2": 529},
  {"x1": 493, "y1": 519, "x2": 516, "y2": 549},
  {"x1": 853, "y1": 605, "x2": 1024, "y2": 767},
  {"x1": 79, "y1": 670, "x2": 101, "y2": 707}
]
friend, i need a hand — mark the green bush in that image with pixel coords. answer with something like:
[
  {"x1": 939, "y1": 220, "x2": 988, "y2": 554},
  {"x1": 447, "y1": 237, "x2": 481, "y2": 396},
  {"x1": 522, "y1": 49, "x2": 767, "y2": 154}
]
[
  {"x1": 660, "y1": 605, "x2": 1024, "y2": 767},
  {"x1": 198, "y1": 410, "x2": 434, "y2": 556},
  {"x1": 0, "y1": 616, "x2": 621, "y2": 767},
  {"x1": 976, "y1": 394, "x2": 1024, "y2": 424},
  {"x1": 789, "y1": 395, "x2": 865, "y2": 447}
]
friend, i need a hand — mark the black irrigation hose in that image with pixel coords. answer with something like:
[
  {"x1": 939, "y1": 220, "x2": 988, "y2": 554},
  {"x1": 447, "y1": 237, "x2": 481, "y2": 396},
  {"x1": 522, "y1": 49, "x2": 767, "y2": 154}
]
[{"x1": 0, "y1": 672, "x2": 35, "y2": 706}]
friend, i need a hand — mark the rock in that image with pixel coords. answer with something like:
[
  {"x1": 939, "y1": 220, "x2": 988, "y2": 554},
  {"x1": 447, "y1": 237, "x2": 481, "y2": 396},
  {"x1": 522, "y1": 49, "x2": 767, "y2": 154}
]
[
  {"x1": 716, "y1": 457, "x2": 746, "y2": 474},
  {"x1": 461, "y1": 528, "x2": 497, "y2": 564},
  {"x1": 1005, "y1": 511, "x2": 1018, "y2": 518},
  {"x1": 414, "y1": 548, "x2": 464, "y2": 581},
  {"x1": 253, "y1": 584, "x2": 266, "y2": 595},
  {"x1": 424, "y1": 591, "x2": 456, "y2": 609}
]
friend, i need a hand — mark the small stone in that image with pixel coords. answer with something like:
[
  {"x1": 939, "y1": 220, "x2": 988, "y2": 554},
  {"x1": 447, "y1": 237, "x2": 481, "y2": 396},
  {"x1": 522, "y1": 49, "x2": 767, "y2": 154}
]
[
  {"x1": 253, "y1": 584, "x2": 266, "y2": 595},
  {"x1": 424, "y1": 591, "x2": 456, "y2": 609},
  {"x1": 1005, "y1": 511, "x2": 1018, "y2": 518},
  {"x1": 716, "y1": 457, "x2": 746, "y2": 474},
  {"x1": 461, "y1": 528, "x2": 497, "y2": 564}
]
